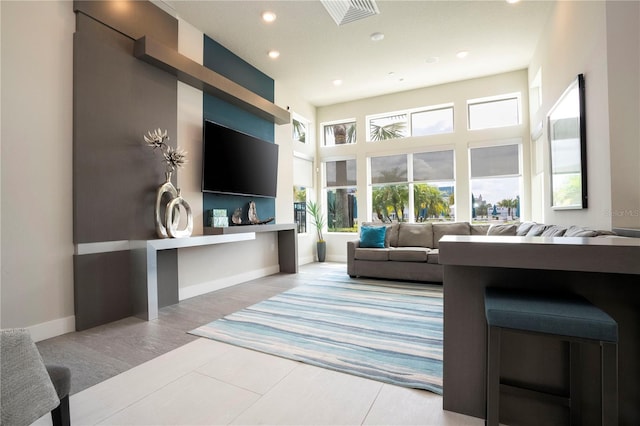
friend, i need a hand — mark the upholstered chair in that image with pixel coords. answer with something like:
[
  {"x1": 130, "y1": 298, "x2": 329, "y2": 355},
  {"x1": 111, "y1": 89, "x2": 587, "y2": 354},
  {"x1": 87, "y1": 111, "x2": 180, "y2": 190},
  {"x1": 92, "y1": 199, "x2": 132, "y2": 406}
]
[{"x1": 1, "y1": 329, "x2": 71, "y2": 426}]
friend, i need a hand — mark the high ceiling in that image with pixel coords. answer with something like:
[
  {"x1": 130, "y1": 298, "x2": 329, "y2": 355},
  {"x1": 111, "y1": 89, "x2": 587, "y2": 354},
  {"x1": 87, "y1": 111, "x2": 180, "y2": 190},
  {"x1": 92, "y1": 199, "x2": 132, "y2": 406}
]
[{"x1": 161, "y1": 0, "x2": 555, "y2": 107}]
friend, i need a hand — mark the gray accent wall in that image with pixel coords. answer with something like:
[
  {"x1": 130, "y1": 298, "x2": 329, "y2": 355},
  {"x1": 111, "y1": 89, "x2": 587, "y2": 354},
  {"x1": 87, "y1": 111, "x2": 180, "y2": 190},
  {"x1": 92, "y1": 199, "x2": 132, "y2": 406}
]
[
  {"x1": 73, "y1": 10, "x2": 177, "y2": 243},
  {"x1": 73, "y1": 251, "x2": 132, "y2": 330},
  {"x1": 73, "y1": 1, "x2": 178, "y2": 330}
]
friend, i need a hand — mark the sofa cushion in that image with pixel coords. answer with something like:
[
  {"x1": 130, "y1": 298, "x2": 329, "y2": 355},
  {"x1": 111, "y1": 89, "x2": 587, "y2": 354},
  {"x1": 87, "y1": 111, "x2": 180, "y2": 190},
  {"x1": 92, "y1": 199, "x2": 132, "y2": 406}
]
[
  {"x1": 526, "y1": 223, "x2": 548, "y2": 236},
  {"x1": 385, "y1": 223, "x2": 400, "y2": 247},
  {"x1": 564, "y1": 226, "x2": 598, "y2": 237},
  {"x1": 354, "y1": 248, "x2": 390, "y2": 261},
  {"x1": 427, "y1": 249, "x2": 439, "y2": 264},
  {"x1": 541, "y1": 225, "x2": 567, "y2": 237},
  {"x1": 389, "y1": 247, "x2": 430, "y2": 262},
  {"x1": 359, "y1": 225, "x2": 387, "y2": 248},
  {"x1": 397, "y1": 223, "x2": 433, "y2": 248},
  {"x1": 487, "y1": 224, "x2": 517, "y2": 236},
  {"x1": 471, "y1": 224, "x2": 490, "y2": 235},
  {"x1": 362, "y1": 222, "x2": 399, "y2": 247},
  {"x1": 433, "y1": 222, "x2": 470, "y2": 248},
  {"x1": 516, "y1": 222, "x2": 536, "y2": 236}
]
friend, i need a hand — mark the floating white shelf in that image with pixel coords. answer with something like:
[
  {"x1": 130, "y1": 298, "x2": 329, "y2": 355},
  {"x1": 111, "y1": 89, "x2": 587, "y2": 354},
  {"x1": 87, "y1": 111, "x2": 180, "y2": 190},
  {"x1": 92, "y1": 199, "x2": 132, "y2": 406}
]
[{"x1": 134, "y1": 36, "x2": 290, "y2": 125}]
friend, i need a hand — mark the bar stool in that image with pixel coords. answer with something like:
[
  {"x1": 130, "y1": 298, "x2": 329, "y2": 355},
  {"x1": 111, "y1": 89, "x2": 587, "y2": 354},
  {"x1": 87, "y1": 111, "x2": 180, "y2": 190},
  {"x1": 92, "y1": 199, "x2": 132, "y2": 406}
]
[{"x1": 484, "y1": 287, "x2": 618, "y2": 426}]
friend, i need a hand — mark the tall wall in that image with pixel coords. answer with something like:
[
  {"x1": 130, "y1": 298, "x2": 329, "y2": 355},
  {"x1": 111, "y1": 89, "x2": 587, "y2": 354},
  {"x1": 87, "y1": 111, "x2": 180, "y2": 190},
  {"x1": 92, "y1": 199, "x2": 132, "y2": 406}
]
[
  {"x1": 0, "y1": 1, "x2": 75, "y2": 340},
  {"x1": 528, "y1": 0, "x2": 639, "y2": 230},
  {"x1": 605, "y1": 1, "x2": 640, "y2": 229},
  {"x1": 274, "y1": 83, "x2": 317, "y2": 265},
  {"x1": 316, "y1": 70, "x2": 531, "y2": 261},
  {"x1": 0, "y1": 0, "x2": 301, "y2": 340}
]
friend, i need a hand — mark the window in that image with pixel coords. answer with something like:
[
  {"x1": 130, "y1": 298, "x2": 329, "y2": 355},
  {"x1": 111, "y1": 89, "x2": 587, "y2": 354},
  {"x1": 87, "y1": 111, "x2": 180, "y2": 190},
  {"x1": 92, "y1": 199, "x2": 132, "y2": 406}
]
[
  {"x1": 413, "y1": 150, "x2": 455, "y2": 221},
  {"x1": 411, "y1": 107, "x2": 454, "y2": 136},
  {"x1": 292, "y1": 115, "x2": 309, "y2": 144},
  {"x1": 371, "y1": 154, "x2": 407, "y2": 184},
  {"x1": 324, "y1": 159, "x2": 357, "y2": 232},
  {"x1": 468, "y1": 94, "x2": 521, "y2": 130},
  {"x1": 293, "y1": 156, "x2": 313, "y2": 234},
  {"x1": 369, "y1": 150, "x2": 455, "y2": 222},
  {"x1": 369, "y1": 114, "x2": 408, "y2": 141},
  {"x1": 469, "y1": 143, "x2": 521, "y2": 223},
  {"x1": 366, "y1": 104, "x2": 454, "y2": 141},
  {"x1": 371, "y1": 154, "x2": 409, "y2": 222},
  {"x1": 322, "y1": 120, "x2": 356, "y2": 146},
  {"x1": 293, "y1": 187, "x2": 307, "y2": 233}
]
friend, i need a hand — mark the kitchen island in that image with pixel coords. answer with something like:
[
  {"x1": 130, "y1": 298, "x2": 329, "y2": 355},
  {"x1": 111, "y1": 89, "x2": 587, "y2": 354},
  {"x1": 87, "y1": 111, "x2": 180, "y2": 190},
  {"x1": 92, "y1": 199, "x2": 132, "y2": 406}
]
[{"x1": 438, "y1": 235, "x2": 640, "y2": 425}]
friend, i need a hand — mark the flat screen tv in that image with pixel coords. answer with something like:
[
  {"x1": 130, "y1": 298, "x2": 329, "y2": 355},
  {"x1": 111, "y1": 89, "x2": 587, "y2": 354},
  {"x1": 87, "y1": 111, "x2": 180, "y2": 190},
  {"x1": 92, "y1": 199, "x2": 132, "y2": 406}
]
[{"x1": 202, "y1": 120, "x2": 278, "y2": 198}]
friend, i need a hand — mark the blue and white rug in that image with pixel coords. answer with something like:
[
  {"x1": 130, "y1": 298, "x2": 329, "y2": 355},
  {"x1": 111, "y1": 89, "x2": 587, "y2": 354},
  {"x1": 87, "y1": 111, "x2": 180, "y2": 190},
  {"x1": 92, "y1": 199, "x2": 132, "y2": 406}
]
[{"x1": 189, "y1": 276, "x2": 443, "y2": 394}]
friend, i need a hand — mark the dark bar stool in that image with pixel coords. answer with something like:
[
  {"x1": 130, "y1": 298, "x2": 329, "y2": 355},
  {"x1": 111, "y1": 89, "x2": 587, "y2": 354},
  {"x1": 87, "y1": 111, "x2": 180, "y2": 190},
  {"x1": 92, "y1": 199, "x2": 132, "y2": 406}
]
[{"x1": 484, "y1": 287, "x2": 618, "y2": 426}]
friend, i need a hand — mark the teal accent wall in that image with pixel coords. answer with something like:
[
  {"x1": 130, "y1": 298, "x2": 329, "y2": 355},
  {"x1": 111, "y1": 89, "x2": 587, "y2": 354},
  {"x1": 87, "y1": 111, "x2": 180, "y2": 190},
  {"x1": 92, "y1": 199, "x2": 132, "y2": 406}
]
[
  {"x1": 202, "y1": 35, "x2": 276, "y2": 226},
  {"x1": 203, "y1": 36, "x2": 274, "y2": 102}
]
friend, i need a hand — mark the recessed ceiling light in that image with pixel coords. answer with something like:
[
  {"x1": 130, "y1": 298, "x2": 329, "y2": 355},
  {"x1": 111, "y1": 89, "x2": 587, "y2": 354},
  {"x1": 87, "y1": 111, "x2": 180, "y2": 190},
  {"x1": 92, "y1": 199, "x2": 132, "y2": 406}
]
[
  {"x1": 333, "y1": 79, "x2": 343, "y2": 86},
  {"x1": 370, "y1": 32, "x2": 384, "y2": 41},
  {"x1": 262, "y1": 11, "x2": 277, "y2": 23},
  {"x1": 506, "y1": 0, "x2": 520, "y2": 4},
  {"x1": 268, "y1": 50, "x2": 280, "y2": 59},
  {"x1": 425, "y1": 56, "x2": 439, "y2": 64},
  {"x1": 456, "y1": 51, "x2": 469, "y2": 59}
]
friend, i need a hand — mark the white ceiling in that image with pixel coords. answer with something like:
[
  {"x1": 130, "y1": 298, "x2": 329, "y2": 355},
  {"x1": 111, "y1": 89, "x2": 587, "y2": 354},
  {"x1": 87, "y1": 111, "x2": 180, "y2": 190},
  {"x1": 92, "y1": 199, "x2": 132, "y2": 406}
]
[{"x1": 161, "y1": 0, "x2": 555, "y2": 107}]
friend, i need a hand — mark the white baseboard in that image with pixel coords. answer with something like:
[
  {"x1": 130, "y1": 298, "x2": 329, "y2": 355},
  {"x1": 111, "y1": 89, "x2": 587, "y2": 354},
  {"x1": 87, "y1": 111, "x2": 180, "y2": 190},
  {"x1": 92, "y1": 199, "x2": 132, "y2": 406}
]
[
  {"x1": 298, "y1": 255, "x2": 316, "y2": 265},
  {"x1": 28, "y1": 315, "x2": 76, "y2": 343},
  {"x1": 179, "y1": 265, "x2": 281, "y2": 301}
]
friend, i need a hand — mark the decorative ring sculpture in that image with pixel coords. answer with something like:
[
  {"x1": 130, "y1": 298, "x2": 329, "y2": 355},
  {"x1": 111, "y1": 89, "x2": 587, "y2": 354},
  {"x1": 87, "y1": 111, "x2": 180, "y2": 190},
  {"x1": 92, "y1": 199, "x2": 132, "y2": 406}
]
[
  {"x1": 154, "y1": 173, "x2": 193, "y2": 239},
  {"x1": 154, "y1": 178, "x2": 180, "y2": 238},
  {"x1": 165, "y1": 190, "x2": 194, "y2": 238}
]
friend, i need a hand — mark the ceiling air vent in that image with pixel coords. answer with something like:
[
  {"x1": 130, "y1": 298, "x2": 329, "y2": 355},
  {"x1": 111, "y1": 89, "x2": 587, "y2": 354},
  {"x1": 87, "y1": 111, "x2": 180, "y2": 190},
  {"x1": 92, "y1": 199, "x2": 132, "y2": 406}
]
[{"x1": 320, "y1": 0, "x2": 380, "y2": 26}]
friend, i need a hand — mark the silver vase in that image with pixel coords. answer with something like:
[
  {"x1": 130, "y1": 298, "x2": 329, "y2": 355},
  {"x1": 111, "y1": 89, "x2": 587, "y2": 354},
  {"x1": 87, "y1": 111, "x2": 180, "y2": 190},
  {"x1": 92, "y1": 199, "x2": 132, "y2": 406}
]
[{"x1": 154, "y1": 172, "x2": 179, "y2": 238}]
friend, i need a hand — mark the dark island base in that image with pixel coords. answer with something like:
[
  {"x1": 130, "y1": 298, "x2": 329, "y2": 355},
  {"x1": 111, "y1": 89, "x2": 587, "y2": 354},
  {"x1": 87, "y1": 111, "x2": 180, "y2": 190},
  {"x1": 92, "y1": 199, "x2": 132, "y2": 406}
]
[{"x1": 442, "y1": 266, "x2": 639, "y2": 426}]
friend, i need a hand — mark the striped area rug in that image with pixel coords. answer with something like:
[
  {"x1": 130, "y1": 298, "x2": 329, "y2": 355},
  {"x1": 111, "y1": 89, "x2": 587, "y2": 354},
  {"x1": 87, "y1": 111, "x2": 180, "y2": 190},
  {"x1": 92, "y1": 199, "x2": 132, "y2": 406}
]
[{"x1": 189, "y1": 274, "x2": 443, "y2": 394}]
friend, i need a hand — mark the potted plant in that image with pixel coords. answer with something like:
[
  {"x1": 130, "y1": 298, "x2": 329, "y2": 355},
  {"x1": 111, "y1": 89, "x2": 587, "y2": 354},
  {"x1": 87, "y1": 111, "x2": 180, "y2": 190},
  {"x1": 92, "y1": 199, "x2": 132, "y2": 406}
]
[{"x1": 307, "y1": 200, "x2": 326, "y2": 262}]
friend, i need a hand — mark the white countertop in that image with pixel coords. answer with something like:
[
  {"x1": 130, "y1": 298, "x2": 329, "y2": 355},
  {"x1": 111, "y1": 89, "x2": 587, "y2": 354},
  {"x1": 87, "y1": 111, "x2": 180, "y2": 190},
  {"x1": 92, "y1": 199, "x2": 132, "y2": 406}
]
[{"x1": 438, "y1": 235, "x2": 640, "y2": 275}]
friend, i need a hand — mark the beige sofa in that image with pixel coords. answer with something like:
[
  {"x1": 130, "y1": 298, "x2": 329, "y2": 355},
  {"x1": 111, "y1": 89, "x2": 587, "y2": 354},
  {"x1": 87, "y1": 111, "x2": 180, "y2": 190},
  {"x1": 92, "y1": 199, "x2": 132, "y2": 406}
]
[{"x1": 347, "y1": 221, "x2": 616, "y2": 283}]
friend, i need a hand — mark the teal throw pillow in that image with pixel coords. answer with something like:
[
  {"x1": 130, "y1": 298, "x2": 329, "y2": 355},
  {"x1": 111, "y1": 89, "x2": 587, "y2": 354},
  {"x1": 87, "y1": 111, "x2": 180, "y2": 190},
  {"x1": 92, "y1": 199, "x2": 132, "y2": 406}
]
[{"x1": 360, "y1": 226, "x2": 387, "y2": 248}]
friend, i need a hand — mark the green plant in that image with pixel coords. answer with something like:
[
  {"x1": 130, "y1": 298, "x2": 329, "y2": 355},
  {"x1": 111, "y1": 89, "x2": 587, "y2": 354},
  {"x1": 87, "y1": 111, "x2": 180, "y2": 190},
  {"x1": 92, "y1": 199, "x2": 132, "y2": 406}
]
[{"x1": 306, "y1": 200, "x2": 325, "y2": 242}]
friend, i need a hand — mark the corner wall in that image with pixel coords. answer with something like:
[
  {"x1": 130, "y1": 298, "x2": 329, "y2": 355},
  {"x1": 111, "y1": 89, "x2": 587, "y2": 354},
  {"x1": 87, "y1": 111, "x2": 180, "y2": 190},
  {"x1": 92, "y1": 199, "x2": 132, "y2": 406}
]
[
  {"x1": 606, "y1": 1, "x2": 640, "y2": 229},
  {"x1": 528, "y1": 1, "x2": 639, "y2": 230},
  {"x1": 0, "y1": 1, "x2": 75, "y2": 339}
]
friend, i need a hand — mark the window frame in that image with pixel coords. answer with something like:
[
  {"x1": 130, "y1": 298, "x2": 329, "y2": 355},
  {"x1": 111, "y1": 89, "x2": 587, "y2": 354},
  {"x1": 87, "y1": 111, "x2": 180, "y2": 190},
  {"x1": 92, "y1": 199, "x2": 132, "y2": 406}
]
[
  {"x1": 468, "y1": 140, "x2": 523, "y2": 222},
  {"x1": 320, "y1": 119, "x2": 357, "y2": 147},
  {"x1": 292, "y1": 113, "x2": 311, "y2": 144},
  {"x1": 322, "y1": 157, "x2": 358, "y2": 233},
  {"x1": 368, "y1": 147, "x2": 456, "y2": 223},
  {"x1": 292, "y1": 153, "x2": 314, "y2": 235},
  {"x1": 365, "y1": 103, "x2": 454, "y2": 142},
  {"x1": 467, "y1": 93, "x2": 522, "y2": 131}
]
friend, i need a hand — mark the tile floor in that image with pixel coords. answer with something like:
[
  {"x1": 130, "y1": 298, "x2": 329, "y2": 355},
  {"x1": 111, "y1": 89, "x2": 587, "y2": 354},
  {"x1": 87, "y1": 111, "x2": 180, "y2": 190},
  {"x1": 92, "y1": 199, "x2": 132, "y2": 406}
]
[
  {"x1": 34, "y1": 338, "x2": 482, "y2": 426},
  {"x1": 33, "y1": 263, "x2": 483, "y2": 425}
]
